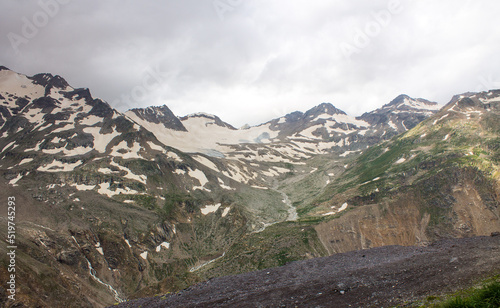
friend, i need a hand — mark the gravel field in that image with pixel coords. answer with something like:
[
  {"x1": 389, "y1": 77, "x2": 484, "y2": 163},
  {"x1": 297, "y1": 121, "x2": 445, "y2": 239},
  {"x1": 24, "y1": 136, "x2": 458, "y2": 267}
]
[{"x1": 115, "y1": 234, "x2": 500, "y2": 308}]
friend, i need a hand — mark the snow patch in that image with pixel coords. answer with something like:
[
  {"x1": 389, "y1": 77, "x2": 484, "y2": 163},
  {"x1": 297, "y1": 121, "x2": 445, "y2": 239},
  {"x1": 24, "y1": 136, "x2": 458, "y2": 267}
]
[
  {"x1": 79, "y1": 115, "x2": 103, "y2": 126},
  {"x1": 155, "y1": 242, "x2": 170, "y2": 252},
  {"x1": 193, "y1": 155, "x2": 220, "y2": 172},
  {"x1": 72, "y1": 183, "x2": 96, "y2": 191},
  {"x1": 110, "y1": 160, "x2": 147, "y2": 184},
  {"x1": 201, "y1": 203, "x2": 221, "y2": 215},
  {"x1": 251, "y1": 185, "x2": 269, "y2": 190},
  {"x1": 9, "y1": 174, "x2": 23, "y2": 186},
  {"x1": 361, "y1": 177, "x2": 381, "y2": 185},
  {"x1": 218, "y1": 178, "x2": 235, "y2": 190},
  {"x1": 83, "y1": 126, "x2": 120, "y2": 153},
  {"x1": 110, "y1": 141, "x2": 144, "y2": 159},
  {"x1": 167, "y1": 152, "x2": 182, "y2": 162},
  {"x1": 42, "y1": 145, "x2": 93, "y2": 156},
  {"x1": 147, "y1": 141, "x2": 165, "y2": 152},
  {"x1": 433, "y1": 114, "x2": 449, "y2": 125},
  {"x1": 98, "y1": 168, "x2": 115, "y2": 175},
  {"x1": 96, "y1": 246, "x2": 104, "y2": 255},
  {"x1": 323, "y1": 203, "x2": 348, "y2": 216},
  {"x1": 52, "y1": 123, "x2": 74, "y2": 133},
  {"x1": 388, "y1": 120, "x2": 398, "y2": 131},
  {"x1": 97, "y1": 182, "x2": 139, "y2": 197},
  {"x1": 188, "y1": 168, "x2": 209, "y2": 187},
  {"x1": 1, "y1": 141, "x2": 15, "y2": 153},
  {"x1": 340, "y1": 151, "x2": 358, "y2": 157},
  {"x1": 395, "y1": 157, "x2": 406, "y2": 164},
  {"x1": 222, "y1": 207, "x2": 231, "y2": 217},
  {"x1": 18, "y1": 158, "x2": 34, "y2": 165},
  {"x1": 38, "y1": 160, "x2": 82, "y2": 172}
]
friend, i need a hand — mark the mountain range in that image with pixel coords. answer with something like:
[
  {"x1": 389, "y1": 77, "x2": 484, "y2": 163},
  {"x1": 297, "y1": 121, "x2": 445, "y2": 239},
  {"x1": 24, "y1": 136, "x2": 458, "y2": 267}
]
[{"x1": 0, "y1": 66, "x2": 498, "y2": 307}]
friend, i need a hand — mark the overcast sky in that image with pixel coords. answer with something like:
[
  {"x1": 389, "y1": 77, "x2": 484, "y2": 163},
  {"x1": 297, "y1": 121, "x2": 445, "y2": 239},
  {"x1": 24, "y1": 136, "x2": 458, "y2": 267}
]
[{"x1": 1, "y1": 0, "x2": 500, "y2": 127}]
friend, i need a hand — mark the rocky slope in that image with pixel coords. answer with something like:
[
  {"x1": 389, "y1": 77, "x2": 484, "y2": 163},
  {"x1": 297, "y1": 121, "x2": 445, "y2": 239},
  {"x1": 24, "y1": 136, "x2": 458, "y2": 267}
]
[
  {"x1": 114, "y1": 235, "x2": 500, "y2": 308},
  {"x1": 310, "y1": 90, "x2": 500, "y2": 254}
]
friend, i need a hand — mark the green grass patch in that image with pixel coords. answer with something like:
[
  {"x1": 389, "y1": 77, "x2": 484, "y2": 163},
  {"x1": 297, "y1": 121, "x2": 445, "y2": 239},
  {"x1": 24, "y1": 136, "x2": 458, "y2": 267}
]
[{"x1": 433, "y1": 281, "x2": 500, "y2": 308}]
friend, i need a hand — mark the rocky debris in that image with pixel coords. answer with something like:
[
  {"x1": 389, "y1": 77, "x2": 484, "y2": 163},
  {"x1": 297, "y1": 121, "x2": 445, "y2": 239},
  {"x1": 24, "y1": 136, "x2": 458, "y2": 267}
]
[
  {"x1": 115, "y1": 236, "x2": 500, "y2": 308},
  {"x1": 56, "y1": 249, "x2": 81, "y2": 266}
]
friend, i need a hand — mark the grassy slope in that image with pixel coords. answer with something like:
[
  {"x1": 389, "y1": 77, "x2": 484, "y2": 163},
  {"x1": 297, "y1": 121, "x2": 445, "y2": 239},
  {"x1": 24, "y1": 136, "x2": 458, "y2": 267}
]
[{"x1": 415, "y1": 275, "x2": 500, "y2": 308}]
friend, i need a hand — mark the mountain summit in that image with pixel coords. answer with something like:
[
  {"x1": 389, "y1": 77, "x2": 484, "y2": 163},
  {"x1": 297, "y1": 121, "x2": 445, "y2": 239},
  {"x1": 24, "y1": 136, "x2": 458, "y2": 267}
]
[
  {"x1": 128, "y1": 105, "x2": 187, "y2": 131},
  {"x1": 358, "y1": 94, "x2": 441, "y2": 136},
  {"x1": 305, "y1": 102, "x2": 347, "y2": 117},
  {"x1": 180, "y1": 112, "x2": 237, "y2": 130}
]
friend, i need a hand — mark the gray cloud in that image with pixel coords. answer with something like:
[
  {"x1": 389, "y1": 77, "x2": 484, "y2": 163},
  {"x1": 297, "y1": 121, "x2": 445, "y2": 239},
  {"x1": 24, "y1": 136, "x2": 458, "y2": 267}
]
[{"x1": 1, "y1": 0, "x2": 500, "y2": 127}]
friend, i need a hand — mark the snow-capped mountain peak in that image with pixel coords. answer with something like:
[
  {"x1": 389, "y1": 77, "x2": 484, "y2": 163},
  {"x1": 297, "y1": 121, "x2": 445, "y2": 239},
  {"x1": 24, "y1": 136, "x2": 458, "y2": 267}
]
[
  {"x1": 382, "y1": 94, "x2": 441, "y2": 112},
  {"x1": 358, "y1": 94, "x2": 441, "y2": 134},
  {"x1": 127, "y1": 105, "x2": 187, "y2": 131},
  {"x1": 305, "y1": 102, "x2": 347, "y2": 117},
  {"x1": 180, "y1": 112, "x2": 236, "y2": 130}
]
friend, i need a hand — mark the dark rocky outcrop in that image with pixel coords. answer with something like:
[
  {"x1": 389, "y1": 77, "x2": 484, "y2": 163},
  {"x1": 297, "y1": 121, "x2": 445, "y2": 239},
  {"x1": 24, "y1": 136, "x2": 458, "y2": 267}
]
[{"x1": 129, "y1": 105, "x2": 187, "y2": 131}]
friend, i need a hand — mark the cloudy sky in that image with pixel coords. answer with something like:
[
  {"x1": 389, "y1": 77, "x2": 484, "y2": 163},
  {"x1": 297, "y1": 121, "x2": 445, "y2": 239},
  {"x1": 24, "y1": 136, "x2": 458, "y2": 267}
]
[{"x1": 1, "y1": 0, "x2": 500, "y2": 127}]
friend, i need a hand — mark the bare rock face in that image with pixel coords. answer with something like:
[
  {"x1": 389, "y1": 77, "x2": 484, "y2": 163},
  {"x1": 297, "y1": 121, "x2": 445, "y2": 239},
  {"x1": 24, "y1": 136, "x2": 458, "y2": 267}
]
[
  {"x1": 315, "y1": 167, "x2": 500, "y2": 254},
  {"x1": 128, "y1": 105, "x2": 187, "y2": 131}
]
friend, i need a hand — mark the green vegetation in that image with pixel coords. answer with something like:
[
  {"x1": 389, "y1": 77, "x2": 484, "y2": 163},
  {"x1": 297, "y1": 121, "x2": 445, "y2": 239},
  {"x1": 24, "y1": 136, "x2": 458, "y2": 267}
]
[
  {"x1": 161, "y1": 192, "x2": 198, "y2": 220},
  {"x1": 199, "y1": 221, "x2": 328, "y2": 280},
  {"x1": 424, "y1": 279, "x2": 500, "y2": 308},
  {"x1": 130, "y1": 194, "x2": 157, "y2": 210}
]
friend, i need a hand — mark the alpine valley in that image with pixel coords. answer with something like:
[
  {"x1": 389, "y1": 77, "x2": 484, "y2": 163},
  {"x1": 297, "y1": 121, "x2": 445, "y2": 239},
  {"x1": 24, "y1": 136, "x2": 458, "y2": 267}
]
[{"x1": 0, "y1": 67, "x2": 499, "y2": 307}]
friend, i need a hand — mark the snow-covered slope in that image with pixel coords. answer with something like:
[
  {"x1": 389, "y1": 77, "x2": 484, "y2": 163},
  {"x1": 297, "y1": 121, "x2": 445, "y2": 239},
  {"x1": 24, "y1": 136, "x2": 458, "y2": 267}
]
[{"x1": 126, "y1": 109, "x2": 279, "y2": 157}]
